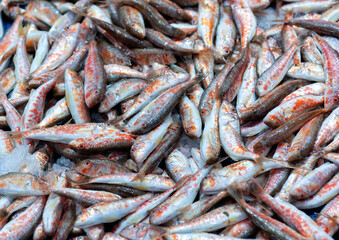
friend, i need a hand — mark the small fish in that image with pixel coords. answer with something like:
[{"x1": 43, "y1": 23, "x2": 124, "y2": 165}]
[
  {"x1": 31, "y1": 23, "x2": 80, "y2": 79},
  {"x1": 179, "y1": 95, "x2": 202, "y2": 139},
  {"x1": 231, "y1": 0, "x2": 257, "y2": 49},
  {"x1": 313, "y1": 33, "x2": 339, "y2": 110},
  {"x1": 65, "y1": 68, "x2": 91, "y2": 124},
  {"x1": 287, "y1": 114, "x2": 324, "y2": 162},
  {"x1": 84, "y1": 39, "x2": 107, "y2": 109},
  {"x1": 253, "y1": 109, "x2": 326, "y2": 150},
  {"x1": 133, "y1": 122, "x2": 182, "y2": 181},
  {"x1": 293, "y1": 173, "x2": 339, "y2": 209},
  {"x1": 99, "y1": 78, "x2": 148, "y2": 113},
  {"x1": 289, "y1": 162, "x2": 339, "y2": 200},
  {"x1": 198, "y1": 0, "x2": 219, "y2": 48},
  {"x1": 119, "y1": 6, "x2": 146, "y2": 39},
  {"x1": 0, "y1": 172, "x2": 51, "y2": 197},
  {"x1": 74, "y1": 193, "x2": 153, "y2": 228},
  {"x1": 0, "y1": 196, "x2": 46, "y2": 240},
  {"x1": 256, "y1": 44, "x2": 299, "y2": 97}
]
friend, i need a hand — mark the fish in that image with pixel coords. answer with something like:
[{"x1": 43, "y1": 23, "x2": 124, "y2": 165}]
[{"x1": 0, "y1": 1, "x2": 337, "y2": 239}]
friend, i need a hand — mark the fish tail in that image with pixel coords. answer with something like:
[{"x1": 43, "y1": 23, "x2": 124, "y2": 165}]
[
  {"x1": 254, "y1": 155, "x2": 267, "y2": 170},
  {"x1": 193, "y1": 71, "x2": 206, "y2": 84},
  {"x1": 226, "y1": 181, "x2": 246, "y2": 207},
  {"x1": 250, "y1": 178, "x2": 266, "y2": 199}
]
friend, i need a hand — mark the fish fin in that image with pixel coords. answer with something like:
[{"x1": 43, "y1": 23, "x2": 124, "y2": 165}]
[
  {"x1": 249, "y1": 178, "x2": 266, "y2": 199},
  {"x1": 226, "y1": 181, "x2": 247, "y2": 207},
  {"x1": 272, "y1": 20, "x2": 286, "y2": 24},
  {"x1": 110, "y1": 115, "x2": 125, "y2": 125},
  {"x1": 206, "y1": 156, "x2": 229, "y2": 167},
  {"x1": 261, "y1": 156, "x2": 300, "y2": 170},
  {"x1": 178, "y1": 204, "x2": 192, "y2": 214},
  {"x1": 254, "y1": 155, "x2": 266, "y2": 170},
  {"x1": 193, "y1": 71, "x2": 206, "y2": 84},
  {"x1": 64, "y1": 118, "x2": 73, "y2": 125},
  {"x1": 132, "y1": 171, "x2": 146, "y2": 182},
  {"x1": 173, "y1": 174, "x2": 191, "y2": 189},
  {"x1": 69, "y1": 7, "x2": 88, "y2": 18},
  {"x1": 275, "y1": 0, "x2": 283, "y2": 17}
]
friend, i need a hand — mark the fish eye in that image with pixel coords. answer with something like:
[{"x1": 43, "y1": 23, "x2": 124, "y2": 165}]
[
  {"x1": 333, "y1": 97, "x2": 338, "y2": 103},
  {"x1": 222, "y1": 93, "x2": 226, "y2": 98},
  {"x1": 94, "y1": 90, "x2": 99, "y2": 95},
  {"x1": 78, "y1": 143, "x2": 86, "y2": 149},
  {"x1": 200, "y1": 109, "x2": 206, "y2": 116},
  {"x1": 231, "y1": 107, "x2": 236, "y2": 112},
  {"x1": 131, "y1": 147, "x2": 135, "y2": 152},
  {"x1": 257, "y1": 81, "x2": 262, "y2": 86},
  {"x1": 294, "y1": 63, "x2": 299, "y2": 67},
  {"x1": 44, "y1": 156, "x2": 49, "y2": 160},
  {"x1": 131, "y1": 23, "x2": 135, "y2": 27},
  {"x1": 275, "y1": 120, "x2": 280, "y2": 126},
  {"x1": 164, "y1": 53, "x2": 169, "y2": 57},
  {"x1": 98, "y1": 226, "x2": 102, "y2": 230},
  {"x1": 121, "y1": 128, "x2": 126, "y2": 132},
  {"x1": 185, "y1": 129, "x2": 190, "y2": 134},
  {"x1": 25, "y1": 87, "x2": 30, "y2": 93},
  {"x1": 225, "y1": 50, "x2": 229, "y2": 54},
  {"x1": 177, "y1": 9, "x2": 182, "y2": 14},
  {"x1": 286, "y1": 144, "x2": 290, "y2": 148},
  {"x1": 297, "y1": 147, "x2": 301, "y2": 152},
  {"x1": 250, "y1": 108, "x2": 256, "y2": 112},
  {"x1": 119, "y1": 59, "x2": 124, "y2": 64},
  {"x1": 85, "y1": 161, "x2": 90, "y2": 166},
  {"x1": 106, "y1": 123, "x2": 111, "y2": 126},
  {"x1": 141, "y1": 123, "x2": 147, "y2": 128},
  {"x1": 41, "y1": 80, "x2": 46, "y2": 83},
  {"x1": 122, "y1": 106, "x2": 127, "y2": 111}
]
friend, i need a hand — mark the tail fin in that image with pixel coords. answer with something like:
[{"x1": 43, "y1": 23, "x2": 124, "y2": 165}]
[
  {"x1": 259, "y1": 156, "x2": 299, "y2": 170},
  {"x1": 226, "y1": 182, "x2": 246, "y2": 208},
  {"x1": 250, "y1": 178, "x2": 266, "y2": 199}
]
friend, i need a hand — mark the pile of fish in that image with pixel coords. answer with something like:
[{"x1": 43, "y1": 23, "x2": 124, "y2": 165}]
[{"x1": 0, "y1": 0, "x2": 338, "y2": 239}]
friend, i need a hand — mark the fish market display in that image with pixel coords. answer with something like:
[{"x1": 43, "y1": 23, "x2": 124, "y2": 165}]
[{"x1": 0, "y1": 0, "x2": 338, "y2": 239}]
